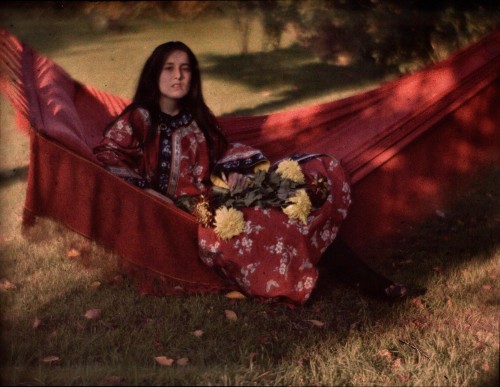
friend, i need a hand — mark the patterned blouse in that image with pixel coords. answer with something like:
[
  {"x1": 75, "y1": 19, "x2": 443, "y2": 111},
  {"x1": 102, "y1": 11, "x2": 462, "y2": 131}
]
[{"x1": 93, "y1": 106, "x2": 269, "y2": 199}]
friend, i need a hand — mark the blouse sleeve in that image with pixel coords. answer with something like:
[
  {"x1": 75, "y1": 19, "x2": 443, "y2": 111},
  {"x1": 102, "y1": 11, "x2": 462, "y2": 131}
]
[
  {"x1": 210, "y1": 142, "x2": 270, "y2": 188},
  {"x1": 93, "y1": 108, "x2": 151, "y2": 188}
]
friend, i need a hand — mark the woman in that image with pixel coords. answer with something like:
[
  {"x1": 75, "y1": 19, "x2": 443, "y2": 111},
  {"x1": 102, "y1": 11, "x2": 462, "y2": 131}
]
[{"x1": 93, "y1": 41, "x2": 407, "y2": 305}]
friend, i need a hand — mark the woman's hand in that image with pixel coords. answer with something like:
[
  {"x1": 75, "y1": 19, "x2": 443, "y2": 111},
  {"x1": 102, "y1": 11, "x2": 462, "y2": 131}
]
[{"x1": 225, "y1": 172, "x2": 253, "y2": 194}]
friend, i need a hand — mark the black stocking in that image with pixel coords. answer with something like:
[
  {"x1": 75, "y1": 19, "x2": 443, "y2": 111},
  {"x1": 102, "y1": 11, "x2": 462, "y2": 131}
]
[{"x1": 323, "y1": 238, "x2": 405, "y2": 299}]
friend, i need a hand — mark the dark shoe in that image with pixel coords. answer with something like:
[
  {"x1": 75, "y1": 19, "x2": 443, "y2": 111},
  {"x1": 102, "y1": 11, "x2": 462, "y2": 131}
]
[{"x1": 384, "y1": 283, "x2": 407, "y2": 301}]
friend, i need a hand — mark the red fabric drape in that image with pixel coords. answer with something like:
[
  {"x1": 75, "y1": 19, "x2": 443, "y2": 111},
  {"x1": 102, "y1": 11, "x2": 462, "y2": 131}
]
[{"x1": 1, "y1": 28, "x2": 499, "y2": 294}]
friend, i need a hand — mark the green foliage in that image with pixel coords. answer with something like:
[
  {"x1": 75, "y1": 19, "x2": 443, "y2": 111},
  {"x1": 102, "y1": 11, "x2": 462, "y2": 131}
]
[
  {"x1": 3, "y1": 1, "x2": 497, "y2": 68},
  {"x1": 276, "y1": 0, "x2": 500, "y2": 70},
  {"x1": 209, "y1": 168, "x2": 303, "y2": 210}
]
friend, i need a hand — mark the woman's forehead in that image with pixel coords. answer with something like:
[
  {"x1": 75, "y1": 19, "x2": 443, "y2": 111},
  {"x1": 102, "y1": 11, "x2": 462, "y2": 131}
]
[{"x1": 164, "y1": 50, "x2": 189, "y2": 64}]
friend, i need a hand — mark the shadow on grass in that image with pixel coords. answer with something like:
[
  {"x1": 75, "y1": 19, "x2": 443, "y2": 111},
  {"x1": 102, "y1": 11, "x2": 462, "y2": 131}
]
[
  {"x1": 0, "y1": 166, "x2": 28, "y2": 188},
  {"x1": 201, "y1": 46, "x2": 398, "y2": 116},
  {"x1": 394, "y1": 166, "x2": 498, "y2": 277},
  {"x1": 316, "y1": 166, "x2": 499, "y2": 303}
]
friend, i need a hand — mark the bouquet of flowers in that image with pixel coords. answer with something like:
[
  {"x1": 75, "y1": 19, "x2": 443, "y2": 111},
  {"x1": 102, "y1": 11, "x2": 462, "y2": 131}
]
[{"x1": 177, "y1": 159, "x2": 329, "y2": 241}]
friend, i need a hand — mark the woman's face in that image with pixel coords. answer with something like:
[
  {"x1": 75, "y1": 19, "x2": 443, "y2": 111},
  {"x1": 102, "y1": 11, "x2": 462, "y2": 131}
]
[{"x1": 158, "y1": 50, "x2": 192, "y2": 104}]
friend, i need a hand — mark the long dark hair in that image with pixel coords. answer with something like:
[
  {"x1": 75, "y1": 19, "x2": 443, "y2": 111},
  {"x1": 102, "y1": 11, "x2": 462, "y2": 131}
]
[{"x1": 114, "y1": 41, "x2": 228, "y2": 162}]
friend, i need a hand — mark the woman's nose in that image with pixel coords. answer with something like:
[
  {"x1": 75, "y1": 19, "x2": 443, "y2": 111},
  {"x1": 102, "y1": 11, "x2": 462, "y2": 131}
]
[{"x1": 174, "y1": 67, "x2": 183, "y2": 79}]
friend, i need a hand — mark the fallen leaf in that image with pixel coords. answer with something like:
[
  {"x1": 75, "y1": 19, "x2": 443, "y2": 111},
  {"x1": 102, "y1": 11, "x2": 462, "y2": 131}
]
[
  {"x1": 42, "y1": 355, "x2": 61, "y2": 363},
  {"x1": 84, "y1": 308, "x2": 102, "y2": 320},
  {"x1": 482, "y1": 284, "x2": 493, "y2": 291},
  {"x1": 392, "y1": 358, "x2": 402, "y2": 369},
  {"x1": 474, "y1": 340, "x2": 486, "y2": 350},
  {"x1": 0, "y1": 279, "x2": 17, "y2": 292},
  {"x1": 224, "y1": 309, "x2": 238, "y2": 321},
  {"x1": 193, "y1": 329, "x2": 204, "y2": 337},
  {"x1": 304, "y1": 319, "x2": 325, "y2": 327},
  {"x1": 435, "y1": 209, "x2": 446, "y2": 218},
  {"x1": 176, "y1": 357, "x2": 189, "y2": 366},
  {"x1": 67, "y1": 248, "x2": 81, "y2": 257},
  {"x1": 377, "y1": 349, "x2": 392, "y2": 362},
  {"x1": 155, "y1": 356, "x2": 174, "y2": 366},
  {"x1": 481, "y1": 361, "x2": 490, "y2": 372},
  {"x1": 90, "y1": 281, "x2": 102, "y2": 288},
  {"x1": 33, "y1": 317, "x2": 42, "y2": 329},
  {"x1": 410, "y1": 297, "x2": 424, "y2": 309},
  {"x1": 476, "y1": 330, "x2": 494, "y2": 344},
  {"x1": 225, "y1": 290, "x2": 246, "y2": 299}
]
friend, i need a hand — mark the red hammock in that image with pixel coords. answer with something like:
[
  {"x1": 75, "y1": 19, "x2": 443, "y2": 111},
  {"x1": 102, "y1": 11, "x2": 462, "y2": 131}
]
[{"x1": 1, "y1": 29, "x2": 499, "y2": 295}]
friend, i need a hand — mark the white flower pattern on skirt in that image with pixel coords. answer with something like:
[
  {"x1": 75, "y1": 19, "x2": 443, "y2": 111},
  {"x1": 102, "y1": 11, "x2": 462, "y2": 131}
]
[
  {"x1": 197, "y1": 154, "x2": 352, "y2": 304},
  {"x1": 239, "y1": 262, "x2": 260, "y2": 289}
]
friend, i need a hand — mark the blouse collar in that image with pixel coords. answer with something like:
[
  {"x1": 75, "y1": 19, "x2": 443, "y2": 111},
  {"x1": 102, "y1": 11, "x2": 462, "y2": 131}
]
[{"x1": 158, "y1": 109, "x2": 193, "y2": 130}]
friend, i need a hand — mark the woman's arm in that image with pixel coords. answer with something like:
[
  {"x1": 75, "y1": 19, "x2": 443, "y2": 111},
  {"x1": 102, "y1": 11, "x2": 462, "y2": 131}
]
[
  {"x1": 223, "y1": 172, "x2": 253, "y2": 193},
  {"x1": 93, "y1": 108, "x2": 151, "y2": 188}
]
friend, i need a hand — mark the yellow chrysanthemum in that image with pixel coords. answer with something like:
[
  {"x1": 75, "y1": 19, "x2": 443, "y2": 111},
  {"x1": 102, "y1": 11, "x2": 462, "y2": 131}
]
[
  {"x1": 282, "y1": 189, "x2": 312, "y2": 224},
  {"x1": 193, "y1": 199, "x2": 213, "y2": 228},
  {"x1": 275, "y1": 159, "x2": 305, "y2": 183},
  {"x1": 214, "y1": 206, "x2": 245, "y2": 240}
]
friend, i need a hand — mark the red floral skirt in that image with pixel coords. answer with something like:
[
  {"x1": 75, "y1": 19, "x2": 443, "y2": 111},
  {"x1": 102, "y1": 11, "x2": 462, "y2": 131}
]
[{"x1": 198, "y1": 155, "x2": 351, "y2": 305}]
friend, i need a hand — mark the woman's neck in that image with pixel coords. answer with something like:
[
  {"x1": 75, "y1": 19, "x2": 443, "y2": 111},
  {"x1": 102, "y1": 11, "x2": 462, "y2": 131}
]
[{"x1": 159, "y1": 98, "x2": 181, "y2": 116}]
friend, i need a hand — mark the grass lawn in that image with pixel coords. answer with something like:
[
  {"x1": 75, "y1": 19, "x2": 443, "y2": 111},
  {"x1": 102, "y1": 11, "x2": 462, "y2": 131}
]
[{"x1": 1, "y1": 6, "x2": 499, "y2": 386}]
